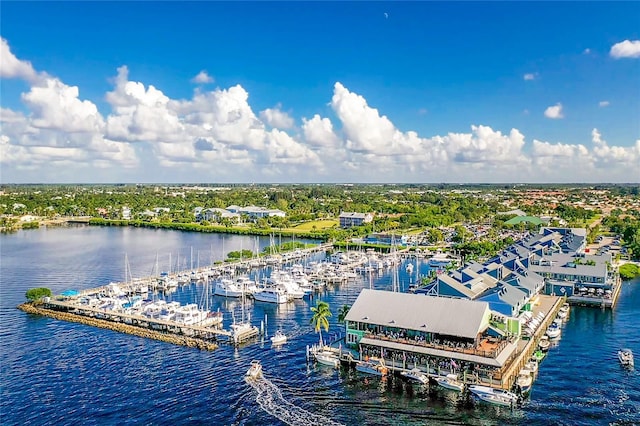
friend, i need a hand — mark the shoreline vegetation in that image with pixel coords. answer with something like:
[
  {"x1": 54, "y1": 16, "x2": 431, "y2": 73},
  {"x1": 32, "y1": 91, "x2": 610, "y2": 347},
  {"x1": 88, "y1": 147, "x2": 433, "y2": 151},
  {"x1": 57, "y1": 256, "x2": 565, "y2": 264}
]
[
  {"x1": 1, "y1": 184, "x2": 638, "y2": 262},
  {"x1": 88, "y1": 217, "x2": 331, "y2": 240},
  {"x1": 17, "y1": 302, "x2": 219, "y2": 351}
]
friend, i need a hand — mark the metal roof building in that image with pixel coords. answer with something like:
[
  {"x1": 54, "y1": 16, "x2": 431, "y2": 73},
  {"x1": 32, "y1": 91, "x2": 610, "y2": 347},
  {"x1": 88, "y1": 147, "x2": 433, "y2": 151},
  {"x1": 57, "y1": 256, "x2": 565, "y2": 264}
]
[{"x1": 344, "y1": 289, "x2": 491, "y2": 340}]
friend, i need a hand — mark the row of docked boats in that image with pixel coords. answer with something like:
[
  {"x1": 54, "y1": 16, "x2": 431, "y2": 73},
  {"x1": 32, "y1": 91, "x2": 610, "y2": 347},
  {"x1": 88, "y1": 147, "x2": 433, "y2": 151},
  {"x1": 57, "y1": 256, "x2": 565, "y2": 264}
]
[{"x1": 212, "y1": 261, "x2": 360, "y2": 304}]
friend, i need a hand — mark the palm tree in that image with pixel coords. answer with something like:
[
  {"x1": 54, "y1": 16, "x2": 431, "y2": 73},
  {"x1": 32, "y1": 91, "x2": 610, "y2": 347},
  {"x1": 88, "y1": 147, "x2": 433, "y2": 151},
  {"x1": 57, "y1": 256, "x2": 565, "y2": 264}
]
[
  {"x1": 337, "y1": 304, "x2": 351, "y2": 324},
  {"x1": 310, "y1": 301, "x2": 332, "y2": 346}
]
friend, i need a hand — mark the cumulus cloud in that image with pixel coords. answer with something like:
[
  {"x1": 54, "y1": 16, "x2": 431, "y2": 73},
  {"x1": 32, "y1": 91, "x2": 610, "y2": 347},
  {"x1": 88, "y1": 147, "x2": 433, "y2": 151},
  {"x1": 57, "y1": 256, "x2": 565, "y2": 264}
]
[
  {"x1": 22, "y1": 78, "x2": 105, "y2": 133},
  {"x1": 591, "y1": 128, "x2": 640, "y2": 167},
  {"x1": 610, "y1": 40, "x2": 640, "y2": 59},
  {"x1": 191, "y1": 70, "x2": 214, "y2": 84},
  {"x1": 599, "y1": 101, "x2": 610, "y2": 108},
  {"x1": 544, "y1": 103, "x2": 564, "y2": 119},
  {"x1": 259, "y1": 106, "x2": 294, "y2": 129},
  {"x1": 2, "y1": 38, "x2": 639, "y2": 183},
  {"x1": 0, "y1": 38, "x2": 42, "y2": 83},
  {"x1": 302, "y1": 114, "x2": 340, "y2": 148},
  {"x1": 523, "y1": 73, "x2": 536, "y2": 81}
]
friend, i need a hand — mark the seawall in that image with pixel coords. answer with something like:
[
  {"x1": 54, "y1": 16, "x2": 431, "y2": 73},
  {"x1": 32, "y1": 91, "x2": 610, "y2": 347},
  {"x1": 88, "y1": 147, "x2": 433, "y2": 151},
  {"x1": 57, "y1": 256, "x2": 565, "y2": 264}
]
[{"x1": 17, "y1": 302, "x2": 218, "y2": 351}]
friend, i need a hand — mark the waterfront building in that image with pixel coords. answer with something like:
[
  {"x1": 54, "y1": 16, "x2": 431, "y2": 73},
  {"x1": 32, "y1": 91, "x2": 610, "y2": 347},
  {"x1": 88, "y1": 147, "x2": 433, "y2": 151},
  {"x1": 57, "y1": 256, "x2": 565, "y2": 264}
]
[
  {"x1": 339, "y1": 212, "x2": 373, "y2": 228},
  {"x1": 344, "y1": 289, "x2": 518, "y2": 385},
  {"x1": 225, "y1": 205, "x2": 286, "y2": 219}
]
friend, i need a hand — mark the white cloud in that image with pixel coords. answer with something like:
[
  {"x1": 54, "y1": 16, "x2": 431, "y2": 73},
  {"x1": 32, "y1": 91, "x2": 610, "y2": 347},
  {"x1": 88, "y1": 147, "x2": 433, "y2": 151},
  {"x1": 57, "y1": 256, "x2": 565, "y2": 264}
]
[
  {"x1": 2, "y1": 38, "x2": 639, "y2": 183},
  {"x1": 599, "y1": 101, "x2": 610, "y2": 108},
  {"x1": 591, "y1": 128, "x2": 640, "y2": 166},
  {"x1": 610, "y1": 40, "x2": 640, "y2": 59},
  {"x1": 22, "y1": 78, "x2": 105, "y2": 133},
  {"x1": 259, "y1": 106, "x2": 295, "y2": 129},
  {"x1": 583, "y1": 48, "x2": 591, "y2": 55},
  {"x1": 191, "y1": 70, "x2": 214, "y2": 84},
  {"x1": 523, "y1": 73, "x2": 536, "y2": 81},
  {"x1": 0, "y1": 38, "x2": 41, "y2": 83},
  {"x1": 544, "y1": 103, "x2": 564, "y2": 119},
  {"x1": 302, "y1": 114, "x2": 340, "y2": 148}
]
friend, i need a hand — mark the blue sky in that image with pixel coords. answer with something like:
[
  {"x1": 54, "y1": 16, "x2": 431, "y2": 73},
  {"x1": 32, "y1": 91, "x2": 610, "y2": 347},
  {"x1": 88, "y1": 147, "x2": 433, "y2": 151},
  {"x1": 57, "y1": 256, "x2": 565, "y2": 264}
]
[{"x1": 1, "y1": 1, "x2": 639, "y2": 183}]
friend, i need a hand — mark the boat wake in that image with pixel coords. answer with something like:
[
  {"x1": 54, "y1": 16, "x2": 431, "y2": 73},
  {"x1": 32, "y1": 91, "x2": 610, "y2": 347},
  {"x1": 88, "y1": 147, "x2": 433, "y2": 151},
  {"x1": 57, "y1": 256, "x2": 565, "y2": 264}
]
[{"x1": 245, "y1": 374, "x2": 344, "y2": 426}]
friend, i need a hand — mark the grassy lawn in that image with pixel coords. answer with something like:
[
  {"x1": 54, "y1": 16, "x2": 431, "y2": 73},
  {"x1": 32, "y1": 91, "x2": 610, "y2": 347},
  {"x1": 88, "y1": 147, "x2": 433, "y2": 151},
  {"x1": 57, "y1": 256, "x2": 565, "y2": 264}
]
[{"x1": 290, "y1": 219, "x2": 339, "y2": 231}]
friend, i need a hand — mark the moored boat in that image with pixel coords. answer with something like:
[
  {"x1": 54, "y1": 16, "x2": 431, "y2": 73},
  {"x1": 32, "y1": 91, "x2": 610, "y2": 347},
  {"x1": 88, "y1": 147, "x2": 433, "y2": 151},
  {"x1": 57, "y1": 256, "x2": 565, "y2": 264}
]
[
  {"x1": 469, "y1": 385, "x2": 518, "y2": 407},
  {"x1": 539, "y1": 335, "x2": 550, "y2": 351},
  {"x1": 355, "y1": 357, "x2": 388, "y2": 377},
  {"x1": 474, "y1": 391, "x2": 516, "y2": 407},
  {"x1": 434, "y1": 373, "x2": 464, "y2": 392},
  {"x1": 314, "y1": 350, "x2": 340, "y2": 368},
  {"x1": 618, "y1": 348, "x2": 634, "y2": 368},
  {"x1": 546, "y1": 324, "x2": 561, "y2": 339},
  {"x1": 516, "y1": 368, "x2": 533, "y2": 394},
  {"x1": 400, "y1": 368, "x2": 429, "y2": 384}
]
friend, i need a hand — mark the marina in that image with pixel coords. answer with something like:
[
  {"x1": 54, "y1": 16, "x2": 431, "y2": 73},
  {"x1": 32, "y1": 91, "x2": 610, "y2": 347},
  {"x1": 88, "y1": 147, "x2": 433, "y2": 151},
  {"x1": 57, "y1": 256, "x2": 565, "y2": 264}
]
[{"x1": 5, "y1": 226, "x2": 639, "y2": 425}]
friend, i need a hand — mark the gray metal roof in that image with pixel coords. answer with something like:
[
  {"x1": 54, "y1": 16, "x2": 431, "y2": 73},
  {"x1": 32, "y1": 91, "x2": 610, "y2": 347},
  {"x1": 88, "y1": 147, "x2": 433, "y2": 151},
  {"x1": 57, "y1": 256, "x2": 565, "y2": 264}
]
[
  {"x1": 528, "y1": 252, "x2": 607, "y2": 279},
  {"x1": 344, "y1": 289, "x2": 490, "y2": 339}
]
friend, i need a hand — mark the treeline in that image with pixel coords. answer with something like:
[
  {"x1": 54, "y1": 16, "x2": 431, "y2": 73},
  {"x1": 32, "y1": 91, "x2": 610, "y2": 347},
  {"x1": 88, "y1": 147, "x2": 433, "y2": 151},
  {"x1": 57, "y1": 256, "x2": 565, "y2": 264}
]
[
  {"x1": 602, "y1": 211, "x2": 640, "y2": 260},
  {"x1": 89, "y1": 218, "x2": 330, "y2": 240}
]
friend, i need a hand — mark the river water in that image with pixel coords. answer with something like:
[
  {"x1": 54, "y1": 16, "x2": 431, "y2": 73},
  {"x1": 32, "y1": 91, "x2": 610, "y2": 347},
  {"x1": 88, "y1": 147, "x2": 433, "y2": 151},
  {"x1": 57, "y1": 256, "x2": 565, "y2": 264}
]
[{"x1": 1, "y1": 226, "x2": 638, "y2": 425}]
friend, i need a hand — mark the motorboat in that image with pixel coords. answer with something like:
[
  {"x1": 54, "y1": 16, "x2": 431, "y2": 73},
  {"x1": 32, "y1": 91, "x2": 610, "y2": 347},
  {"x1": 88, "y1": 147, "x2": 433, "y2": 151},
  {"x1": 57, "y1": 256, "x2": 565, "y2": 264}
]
[
  {"x1": 253, "y1": 284, "x2": 289, "y2": 304},
  {"x1": 539, "y1": 335, "x2": 550, "y2": 351},
  {"x1": 618, "y1": 348, "x2": 634, "y2": 368},
  {"x1": 434, "y1": 373, "x2": 464, "y2": 392},
  {"x1": 532, "y1": 349, "x2": 546, "y2": 363},
  {"x1": 400, "y1": 368, "x2": 429, "y2": 385},
  {"x1": 270, "y1": 329, "x2": 287, "y2": 345},
  {"x1": 314, "y1": 350, "x2": 340, "y2": 368},
  {"x1": 246, "y1": 360, "x2": 262, "y2": 379},
  {"x1": 474, "y1": 391, "x2": 516, "y2": 407},
  {"x1": 213, "y1": 277, "x2": 244, "y2": 298},
  {"x1": 516, "y1": 368, "x2": 533, "y2": 394},
  {"x1": 546, "y1": 324, "x2": 561, "y2": 339},
  {"x1": 355, "y1": 357, "x2": 388, "y2": 377},
  {"x1": 469, "y1": 385, "x2": 518, "y2": 407},
  {"x1": 525, "y1": 358, "x2": 539, "y2": 374}
]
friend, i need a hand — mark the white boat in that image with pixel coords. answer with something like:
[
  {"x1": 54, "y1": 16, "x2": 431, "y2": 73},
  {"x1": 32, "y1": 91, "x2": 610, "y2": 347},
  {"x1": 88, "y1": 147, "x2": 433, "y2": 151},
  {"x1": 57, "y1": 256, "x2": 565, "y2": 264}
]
[
  {"x1": 314, "y1": 350, "x2": 340, "y2": 368},
  {"x1": 270, "y1": 329, "x2": 287, "y2": 345},
  {"x1": 525, "y1": 358, "x2": 539, "y2": 374},
  {"x1": 213, "y1": 277, "x2": 244, "y2": 298},
  {"x1": 475, "y1": 391, "x2": 516, "y2": 407},
  {"x1": 434, "y1": 373, "x2": 464, "y2": 392},
  {"x1": 400, "y1": 368, "x2": 429, "y2": 384},
  {"x1": 516, "y1": 368, "x2": 533, "y2": 394},
  {"x1": 253, "y1": 284, "x2": 289, "y2": 304},
  {"x1": 539, "y1": 335, "x2": 550, "y2": 351},
  {"x1": 246, "y1": 360, "x2": 262, "y2": 379},
  {"x1": 618, "y1": 348, "x2": 634, "y2": 368},
  {"x1": 469, "y1": 385, "x2": 518, "y2": 406},
  {"x1": 355, "y1": 357, "x2": 388, "y2": 377},
  {"x1": 428, "y1": 253, "x2": 453, "y2": 267},
  {"x1": 546, "y1": 324, "x2": 561, "y2": 339}
]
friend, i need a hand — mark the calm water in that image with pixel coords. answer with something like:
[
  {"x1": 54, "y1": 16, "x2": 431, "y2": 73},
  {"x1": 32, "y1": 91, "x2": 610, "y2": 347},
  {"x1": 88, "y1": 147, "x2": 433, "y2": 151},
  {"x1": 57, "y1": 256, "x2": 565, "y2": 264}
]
[{"x1": 1, "y1": 226, "x2": 638, "y2": 425}]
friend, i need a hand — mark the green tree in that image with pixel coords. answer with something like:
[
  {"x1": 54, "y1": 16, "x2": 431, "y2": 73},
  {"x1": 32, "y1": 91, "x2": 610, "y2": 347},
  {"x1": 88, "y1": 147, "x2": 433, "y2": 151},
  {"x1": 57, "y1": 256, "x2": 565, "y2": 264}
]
[
  {"x1": 25, "y1": 287, "x2": 52, "y2": 301},
  {"x1": 337, "y1": 304, "x2": 351, "y2": 323},
  {"x1": 310, "y1": 301, "x2": 332, "y2": 346}
]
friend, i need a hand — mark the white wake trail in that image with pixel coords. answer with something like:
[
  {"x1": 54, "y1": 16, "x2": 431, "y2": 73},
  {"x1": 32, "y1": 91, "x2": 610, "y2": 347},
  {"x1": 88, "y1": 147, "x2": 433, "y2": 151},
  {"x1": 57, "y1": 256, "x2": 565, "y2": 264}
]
[{"x1": 246, "y1": 374, "x2": 344, "y2": 426}]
